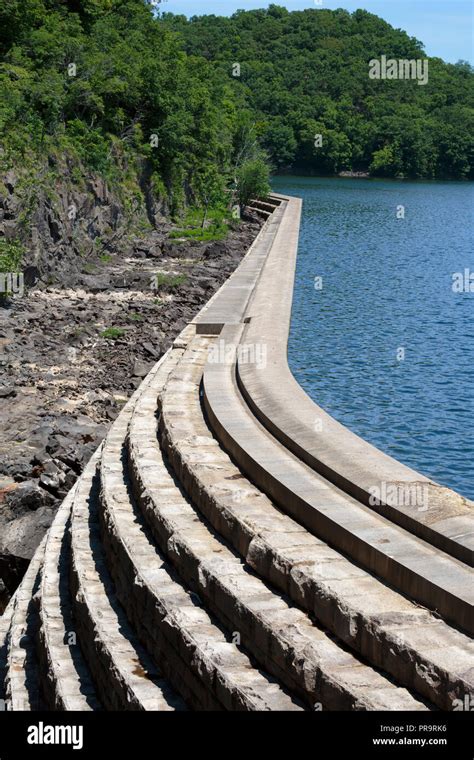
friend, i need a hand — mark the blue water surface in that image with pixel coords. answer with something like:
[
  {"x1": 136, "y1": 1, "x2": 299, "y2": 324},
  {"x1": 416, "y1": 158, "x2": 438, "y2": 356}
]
[{"x1": 271, "y1": 176, "x2": 474, "y2": 500}]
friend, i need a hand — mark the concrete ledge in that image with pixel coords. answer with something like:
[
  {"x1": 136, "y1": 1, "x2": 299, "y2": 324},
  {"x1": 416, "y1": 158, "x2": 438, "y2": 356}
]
[
  {"x1": 194, "y1": 202, "x2": 286, "y2": 334},
  {"x1": 158, "y1": 343, "x2": 428, "y2": 710},
  {"x1": 99, "y1": 346, "x2": 301, "y2": 711},
  {"x1": 0, "y1": 594, "x2": 14, "y2": 704},
  {"x1": 1, "y1": 190, "x2": 471, "y2": 712},
  {"x1": 203, "y1": 323, "x2": 474, "y2": 636},
  {"x1": 235, "y1": 197, "x2": 474, "y2": 567},
  {"x1": 70, "y1": 447, "x2": 184, "y2": 712}
]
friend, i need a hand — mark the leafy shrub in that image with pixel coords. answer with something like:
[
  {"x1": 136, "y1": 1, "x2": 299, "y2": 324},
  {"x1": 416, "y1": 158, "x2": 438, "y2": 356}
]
[
  {"x1": 236, "y1": 159, "x2": 270, "y2": 208},
  {"x1": 153, "y1": 272, "x2": 188, "y2": 290},
  {"x1": 101, "y1": 327, "x2": 125, "y2": 340},
  {"x1": 0, "y1": 238, "x2": 23, "y2": 273}
]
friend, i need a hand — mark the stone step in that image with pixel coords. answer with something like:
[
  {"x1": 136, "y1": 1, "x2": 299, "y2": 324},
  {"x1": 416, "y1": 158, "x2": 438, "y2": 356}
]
[
  {"x1": 194, "y1": 206, "x2": 285, "y2": 336},
  {"x1": 100, "y1": 349, "x2": 303, "y2": 711},
  {"x1": 203, "y1": 323, "x2": 474, "y2": 637},
  {"x1": 0, "y1": 591, "x2": 15, "y2": 707},
  {"x1": 70, "y1": 449, "x2": 185, "y2": 711},
  {"x1": 128, "y1": 345, "x2": 428, "y2": 711},
  {"x1": 38, "y1": 486, "x2": 102, "y2": 711},
  {"x1": 248, "y1": 207, "x2": 272, "y2": 219},
  {"x1": 159, "y1": 333, "x2": 474, "y2": 710},
  {"x1": 3, "y1": 540, "x2": 45, "y2": 711},
  {"x1": 249, "y1": 199, "x2": 281, "y2": 212}
]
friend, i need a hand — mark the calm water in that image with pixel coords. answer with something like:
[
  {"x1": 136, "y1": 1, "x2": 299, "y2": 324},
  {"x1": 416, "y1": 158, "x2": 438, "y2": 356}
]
[{"x1": 271, "y1": 176, "x2": 474, "y2": 500}]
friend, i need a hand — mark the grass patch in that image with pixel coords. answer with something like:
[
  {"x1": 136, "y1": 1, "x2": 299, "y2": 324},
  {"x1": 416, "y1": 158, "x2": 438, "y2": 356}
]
[
  {"x1": 153, "y1": 272, "x2": 188, "y2": 290},
  {"x1": 169, "y1": 226, "x2": 227, "y2": 242},
  {"x1": 170, "y1": 205, "x2": 230, "y2": 242},
  {"x1": 128, "y1": 312, "x2": 144, "y2": 322},
  {"x1": 82, "y1": 262, "x2": 97, "y2": 274},
  {"x1": 99, "y1": 253, "x2": 113, "y2": 264},
  {"x1": 101, "y1": 327, "x2": 125, "y2": 340}
]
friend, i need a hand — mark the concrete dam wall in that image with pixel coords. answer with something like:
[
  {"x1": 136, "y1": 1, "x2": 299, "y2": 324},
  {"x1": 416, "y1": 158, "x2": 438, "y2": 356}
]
[{"x1": 1, "y1": 194, "x2": 472, "y2": 712}]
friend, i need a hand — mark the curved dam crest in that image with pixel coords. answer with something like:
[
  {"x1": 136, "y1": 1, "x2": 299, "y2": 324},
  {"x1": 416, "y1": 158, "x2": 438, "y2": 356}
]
[
  {"x1": 273, "y1": 176, "x2": 474, "y2": 501},
  {"x1": 0, "y1": 194, "x2": 472, "y2": 713}
]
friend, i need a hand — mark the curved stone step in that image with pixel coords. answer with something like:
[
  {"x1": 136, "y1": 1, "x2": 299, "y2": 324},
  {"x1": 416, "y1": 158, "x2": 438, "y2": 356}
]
[
  {"x1": 38, "y1": 487, "x2": 101, "y2": 711},
  {"x1": 249, "y1": 199, "x2": 282, "y2": 213},
  {"x1": 248, "y1": 207, "x2": 272, "y2": 220},
  {"x1": 159, "y1": 333, "x2": 474, "y2": 710},
  {"x1": 4, "y1": 540, "x2": 45, "y2": 711},
  {"x1": 203, "y1": 323, "x2": 474, "y2": 637},
  {"x1": 194, "y1": 205, "x2": 285, "y2": 336},
  {"x1": 100, "y1": 350, "x2": 303, "y2": 712},
  {"x1": 70, "y1": 449, "x2": 185, "y2": 711},
  {"x1": 2, "y1": 191, "x2": 468, "y2": 714},
  {"x1": 128, "y1": 346, "x2": 428, "y2": 711},
  {"x1": 0, "y1": 591, "x2": 15, "y2": 707}
]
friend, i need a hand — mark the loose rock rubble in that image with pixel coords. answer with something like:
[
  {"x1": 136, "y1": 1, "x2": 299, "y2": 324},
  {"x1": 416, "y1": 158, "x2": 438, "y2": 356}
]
[{"x1": 0, "y1": 217, "x2": 262, "y2": 607}]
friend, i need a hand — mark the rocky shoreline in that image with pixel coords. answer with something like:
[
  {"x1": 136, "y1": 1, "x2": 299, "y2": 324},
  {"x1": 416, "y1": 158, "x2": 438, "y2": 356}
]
[{"x1": 0, "y1": 213, "x2": 263, "y2": 610}]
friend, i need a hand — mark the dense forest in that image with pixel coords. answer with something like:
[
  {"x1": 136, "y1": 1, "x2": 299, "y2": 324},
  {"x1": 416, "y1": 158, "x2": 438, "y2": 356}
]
[
  {"x1": 0, "y1": 0, "x2": 272, "y2": 220},
  {"x1": 163, "y1": 5, "x2": 474, "y2": 179},
  {"x1": 0, "y1": 0, "x2": 473, "y2": 235}
]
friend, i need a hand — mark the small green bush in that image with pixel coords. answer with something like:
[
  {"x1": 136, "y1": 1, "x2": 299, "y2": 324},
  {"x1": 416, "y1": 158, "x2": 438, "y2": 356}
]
[
  {"x1": 101, "y1": 327, "x2": 125, "y2": 340},
  {"x1": 170, "y1": 206, "x2": 230, "y2": 242},
  {"x1": 153, "y1": 272, "x2": 188, "y2": 290},
  {"x1": 236, "y1": 159, "x2": 270, "y2": 208},
  {"x1": 0, "y1": 238, "x2": 23, "y2": 273}
]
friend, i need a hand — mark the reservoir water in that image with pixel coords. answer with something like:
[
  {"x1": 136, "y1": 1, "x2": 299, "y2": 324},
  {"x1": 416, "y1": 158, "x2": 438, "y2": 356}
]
[{"x1": 271, "y1": 176, "x2": 474, "y2": 500}]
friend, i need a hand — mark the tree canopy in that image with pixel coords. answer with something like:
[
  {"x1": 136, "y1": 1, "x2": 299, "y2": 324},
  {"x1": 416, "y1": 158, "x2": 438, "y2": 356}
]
[
  {"x1": 0, "y1": 0, "x2": 265, "y2": 213},
  {"x1": 0, "y1": 0, "x2": 472, "y2": 213},
  {"x1": 162, "y1": 5, "x2": 474, "y2": 179}
]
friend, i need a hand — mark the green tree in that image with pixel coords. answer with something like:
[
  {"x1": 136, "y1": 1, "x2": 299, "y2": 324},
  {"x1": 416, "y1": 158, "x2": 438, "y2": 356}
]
[
  {"x1": 236, "y1": 159, "x2": 270, "y2": 208},
  {"x1": 163, "y1": 5, "x2": 474, "y2": 179}
]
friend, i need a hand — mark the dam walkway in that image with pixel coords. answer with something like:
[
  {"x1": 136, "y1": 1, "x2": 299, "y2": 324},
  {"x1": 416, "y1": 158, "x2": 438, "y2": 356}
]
[{"x1": 1, "y1": 194, "x2": 473, "y2": 712}]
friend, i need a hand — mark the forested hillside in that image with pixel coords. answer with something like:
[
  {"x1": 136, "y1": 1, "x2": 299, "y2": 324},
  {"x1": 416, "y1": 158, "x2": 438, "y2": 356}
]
[
  {"x1": 163, "y1": 5, "x2": 474, "y2": 179},
  {"x1": 1, "y1": 0, "x2": 270, "y2": 216},
  {"x1": 1, "y1": 0, "x2": 472, "y2": 236}
]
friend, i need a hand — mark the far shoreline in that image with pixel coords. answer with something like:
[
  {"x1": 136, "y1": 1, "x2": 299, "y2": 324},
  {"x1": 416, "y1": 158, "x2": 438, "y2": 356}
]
[{"x1": 272, "y1": 171, "x2": 473, "y2": 184}]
